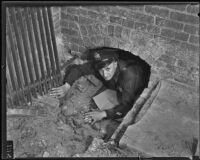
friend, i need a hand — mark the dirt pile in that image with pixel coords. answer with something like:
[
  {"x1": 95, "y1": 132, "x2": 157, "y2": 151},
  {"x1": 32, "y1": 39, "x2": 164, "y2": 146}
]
[{"x1": 7, "y1": 75, "x2": 126, "y2": 157}]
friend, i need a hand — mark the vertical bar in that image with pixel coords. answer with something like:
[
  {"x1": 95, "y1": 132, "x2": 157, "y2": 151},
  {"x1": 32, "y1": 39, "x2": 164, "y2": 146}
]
[
  {"x1": 16, "y1": 8, "x2": 37, "y2": 98},
  {"x1": 42, "y1": 7, "x2": 56, "y2": 76},
  {"x1": 6, "y1": 57, "x2": 14, "y2": 108},
  {"x1": 6, "y1": 38, "x2": 17, "y2": 91},
  {"x1": 24, "y1": 7, "x2": 40, "y2": 82},
  {"x1": 16, "y1": 8, "x2": 34, "y2": 84},
  {"x1": 29, "y1": 8, "x2": 45, "y2": 80},
  {"x1": 9, "y1": 7, "x2": 29, "y2": 87},
  {"x1": 7, "y1": 9, "x2": 25, "y2": 105},
  {"x1": 36, "y1": 7, "x2": 51, "y2": 78},
  {"x1": 47, "y1": 7, "x2": 60, "y2": 74}
]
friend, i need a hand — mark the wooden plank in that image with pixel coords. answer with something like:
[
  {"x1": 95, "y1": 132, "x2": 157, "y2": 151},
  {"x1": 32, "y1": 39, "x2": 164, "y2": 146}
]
[
  {"x1": 36, "y1": 7, "x2": 51, "y2": 78},
  {"x1": 9, "y1": 7, "x2": 29, "y2": 87},
  {"x1": 42, "y1": 7, "x2": 56, "y2": 76},
  {"x1": 29, "y1": 8, "x2": 45, "y2": 80},
  {"x1": 24, "y1": 7, "x2": 40, "y2": 82},
  {"x1": 47, "y1": 7, "x2": 60, "y2": 74}
]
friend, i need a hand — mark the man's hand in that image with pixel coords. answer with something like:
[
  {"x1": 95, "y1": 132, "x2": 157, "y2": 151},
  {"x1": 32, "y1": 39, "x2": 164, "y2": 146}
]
[
  {"x1": 84, "y1": 111, "x2": 107, "y2": 125},
  {"x1": 49, "y1": 83, "x2": 70, "y2": 98}
]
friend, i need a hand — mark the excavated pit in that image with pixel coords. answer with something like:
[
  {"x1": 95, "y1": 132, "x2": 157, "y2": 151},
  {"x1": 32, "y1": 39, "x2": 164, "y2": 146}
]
[{"x1": 7, "y1": 75, "x2": 146, "y2": 158}]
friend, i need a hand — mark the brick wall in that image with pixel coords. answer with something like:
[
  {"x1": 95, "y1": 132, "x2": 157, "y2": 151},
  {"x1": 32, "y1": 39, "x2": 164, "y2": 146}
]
[{"x1": 52, "y1": 4, "x2": 199, "y2": 91}]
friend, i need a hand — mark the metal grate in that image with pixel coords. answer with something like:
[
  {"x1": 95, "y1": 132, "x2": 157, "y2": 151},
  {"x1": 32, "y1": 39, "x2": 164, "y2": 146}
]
[{"x1": 6, "y1": 7, "x2": 62, "y2": 107}]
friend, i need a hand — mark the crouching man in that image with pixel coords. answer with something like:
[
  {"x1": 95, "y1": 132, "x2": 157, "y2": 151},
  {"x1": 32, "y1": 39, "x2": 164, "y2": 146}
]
[{"x1": 50, "y1": 47, "x2": 151, "y2": 140}]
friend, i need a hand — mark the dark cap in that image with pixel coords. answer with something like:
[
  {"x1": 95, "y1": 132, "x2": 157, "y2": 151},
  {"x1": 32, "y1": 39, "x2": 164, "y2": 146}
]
[{"x1": 93, "y1": 50, "x2": 119, "y2": 70}]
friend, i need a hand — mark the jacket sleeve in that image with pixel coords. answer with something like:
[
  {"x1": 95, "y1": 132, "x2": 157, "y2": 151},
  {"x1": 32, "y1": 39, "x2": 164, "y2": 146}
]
[
  {"x1": 104, "y1": 66, "x2": 145, "y2": 119},
  {"x1": 63, "y1": 62, "x2": 95, "y2": 86}
]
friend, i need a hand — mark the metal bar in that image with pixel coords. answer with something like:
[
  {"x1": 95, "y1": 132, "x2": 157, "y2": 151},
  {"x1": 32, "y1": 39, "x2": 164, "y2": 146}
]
[
  {"x1": 36, "y1": 7, "x2": 51, "y2": 78},
  {"x1": 6, "y1": 37, "x2": 17, "y2": 91},
  {"x1": 16, "y1": 8, "x2": 35, "y2": 84},
  {"x1": 42, "y1": 7, "x2": 56, "y2": 76},
  {"x1": 29, "y1": 8, "x2": 45, "y2": 80},
  {"x1": 16, "y1": 8, "x2": 37, "y2": 99},
  {"x1": 7, "y1": 9, "x2": 26, "y2": 105},
  {"x1": 24, "y1": 7, "x2": 40, "y2": 82},
  {"x1": 6, "y1": 60, "x2": 14, "y2": 108},
  {"x1": 9, "y1": 7, "x2": 29, "y2": 87},
  {"x1": 47, "y1": 7, "x2": 60, "y2": 74}
]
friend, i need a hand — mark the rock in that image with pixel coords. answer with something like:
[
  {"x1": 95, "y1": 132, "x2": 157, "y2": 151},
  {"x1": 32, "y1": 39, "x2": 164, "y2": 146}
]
[{"x1": 43, "y1": 151, "x2": 49, "y2": 157}]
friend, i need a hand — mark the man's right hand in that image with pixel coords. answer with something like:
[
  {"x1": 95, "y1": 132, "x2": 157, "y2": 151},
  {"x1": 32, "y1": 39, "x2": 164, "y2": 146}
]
[{"x1": 49, "y1": 82, "x2": 71, "y2": 98}]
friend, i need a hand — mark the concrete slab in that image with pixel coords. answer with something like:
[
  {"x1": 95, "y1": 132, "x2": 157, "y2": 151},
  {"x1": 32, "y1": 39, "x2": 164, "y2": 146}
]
[{"x1": 120, "y1": 80, "x2": 199, "y2": 157}]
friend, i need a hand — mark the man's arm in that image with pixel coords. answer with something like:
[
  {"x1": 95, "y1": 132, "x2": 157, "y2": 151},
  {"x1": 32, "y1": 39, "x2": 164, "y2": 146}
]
[
  {"x1": 63, "y1": 62, "x2": 95, "y2": 86},
  {"x1": 104, "y1": 67, "x2": 145, "y2": 119}
]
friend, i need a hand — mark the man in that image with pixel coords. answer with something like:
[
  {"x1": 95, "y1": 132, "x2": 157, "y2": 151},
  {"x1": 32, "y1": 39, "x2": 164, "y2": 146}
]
[{"x1": 50, "y1": 47, "x2": 151, "y2": 126}]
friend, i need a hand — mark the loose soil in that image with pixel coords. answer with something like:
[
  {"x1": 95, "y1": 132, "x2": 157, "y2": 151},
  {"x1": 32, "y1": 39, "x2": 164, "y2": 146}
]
[{"x1": 7, "y1": 75, "x2": 141, "y2": 158}]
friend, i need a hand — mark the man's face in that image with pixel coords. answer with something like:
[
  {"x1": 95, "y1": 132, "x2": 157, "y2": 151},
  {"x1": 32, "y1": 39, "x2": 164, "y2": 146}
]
[{"x1": 99, "y1": 61, "x2": 117, "y2": 81}]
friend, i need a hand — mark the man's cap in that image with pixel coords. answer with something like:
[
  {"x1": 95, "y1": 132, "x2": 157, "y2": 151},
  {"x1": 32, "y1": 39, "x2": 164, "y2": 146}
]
[{"x1": 92, "y1": 49, "x2": 119, "y2": 70}]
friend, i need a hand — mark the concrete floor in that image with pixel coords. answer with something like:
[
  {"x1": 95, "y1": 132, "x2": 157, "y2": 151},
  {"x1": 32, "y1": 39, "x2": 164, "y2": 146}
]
[{"x1": 120, "y1": 80, "x2": 199, "y2": 157}]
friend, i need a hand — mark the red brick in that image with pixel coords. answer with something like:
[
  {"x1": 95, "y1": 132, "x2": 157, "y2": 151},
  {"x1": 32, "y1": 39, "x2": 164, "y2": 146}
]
[
  {"x1": 166, "y1": 64, "x2": 176, "y2": 73},
  {"x1": 61, "y1": 28, "x2": 79, "y2": 37},
  {"x1": 122, "y1": 19, "x2": 134, "y2": 29},
  {"x1": 104, "y1": 37, "x2": 112, "y2": 47},
  {"x1": 135, "y1": 22, "x2": 147, "y2": 31},
  {"x1": 79, "y1": 8, "x2": 88, "y2": 16},
  {"x1": 176, "y1": 59, "x2": 188, "y2": 69},
  {"x1": 52, "y1": 7, "x2": 59, "y2": 12},
  {"x1": 129, "y1": 12, "x2": 154, "y2": 24},
  {"x1": 61, "y1": 12, "x2": 78, "y2": 22},
  {"x1": 174, "y1": 32, "x2": 189, "y2": 41},
  {"x1": 174, "y1": 74, "x2": 196, "y2": 87},
  {"x1": 156, "y1": 17, "x2": 183, "y2": 31},
  {"x1": 69, "y1": 21, "x2": 78, "y2": 30},
  {"x1": 69, "y1": 37, "x2": 84, "y2": 46},
  {"x1": 186, "y1": 4, "x2": 199, "y2": 14},
  {"x1": 71, "y1": 43, "x2": 79, "y2": 52},
  {"x1": 110, "y1": 16, "x2": 123, "y2": 24},
  {"x1": 80, "y1": 25, "x2": 87, "y2": 36},
  {"x1": 88, "y1": 11, "x2": 106, "y2": 21},
  {"x1": 170, "y1": 12, "x2": 199, "y2": 25},
  {"x1": 158, "y1": 54, "x2": 176, "y2": 65},
  {"x1": 114, "y1": 25, "x2": 123, "y2": 38},
  {"x1": 161, "y1": 28, "x2": 175, "y2": 38},
  {"x1": 189, "y1": 35, "x2": 199, "y2": 44},
  {"x1": 121, "y1": 28, "x2": 131, "y2": 40},
  {"x1": 79, "y1": 16, "x2": 94, "y2": 24},
  {"x1": 60, "y1": 19, "x2": 69, "y2": 28},
  {"x1": 108, "y1": 25, "x2": 114, "y2": 37},
  {"x1": 184, "y1": 24, "x2": 197, "y2": 34},
  {"x1": 147, "y1": 25, "x2": 160, "y2": 34},
  {"x1": 86, "y1": 25, "x2": 95, "y2": 36},
  {"x1": 180, "y1": 42, "x2": 199, "y2": 52},
  {"x1": 121, "y1": 5, "x2": 144, "y2": 12},
  {"x1": 67, "y1": 7, "x2": 79, "y2": 15},
  {"x1": 163, "y1": 5, "x2": 187, "y2": 11},
  {"x1": 145, "y1": 6, "x2": 169, "y2": 18},
  {"x1": 93, "y1": 24, "x2": 101, "y2": 34}
]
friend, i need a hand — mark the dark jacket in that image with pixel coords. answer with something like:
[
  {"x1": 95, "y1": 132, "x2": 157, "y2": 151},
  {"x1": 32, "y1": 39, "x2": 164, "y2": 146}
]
[{"x1": 63, "y1": 50, "x2": 151, "y2": 119}]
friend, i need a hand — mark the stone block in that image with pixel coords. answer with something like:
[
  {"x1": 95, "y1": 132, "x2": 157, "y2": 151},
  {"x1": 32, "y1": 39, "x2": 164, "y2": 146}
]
[
  {"x1": 170, "y1": 11, "x2": 199, "y2": 25},
  {"x1": 120, "y1": 80, "x2": 199, "y2": 157},
  {"x1": 156, "y1": 17, "x2": 183, "y2": 31},
  {"x1": 184, "y1": 24, "x2": 197, "y2": 35},
  {"x1": 174, "y1": 32, "x2": 189, "y2": 41},
  {"x1": 145, "y1": 5, "x2": 169, "y2": 18}
]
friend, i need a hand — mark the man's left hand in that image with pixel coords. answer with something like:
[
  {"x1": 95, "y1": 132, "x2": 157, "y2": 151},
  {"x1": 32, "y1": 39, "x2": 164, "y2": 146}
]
[{"x1": 84, "y1": 111, "x2": 107, "y2": 124}]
